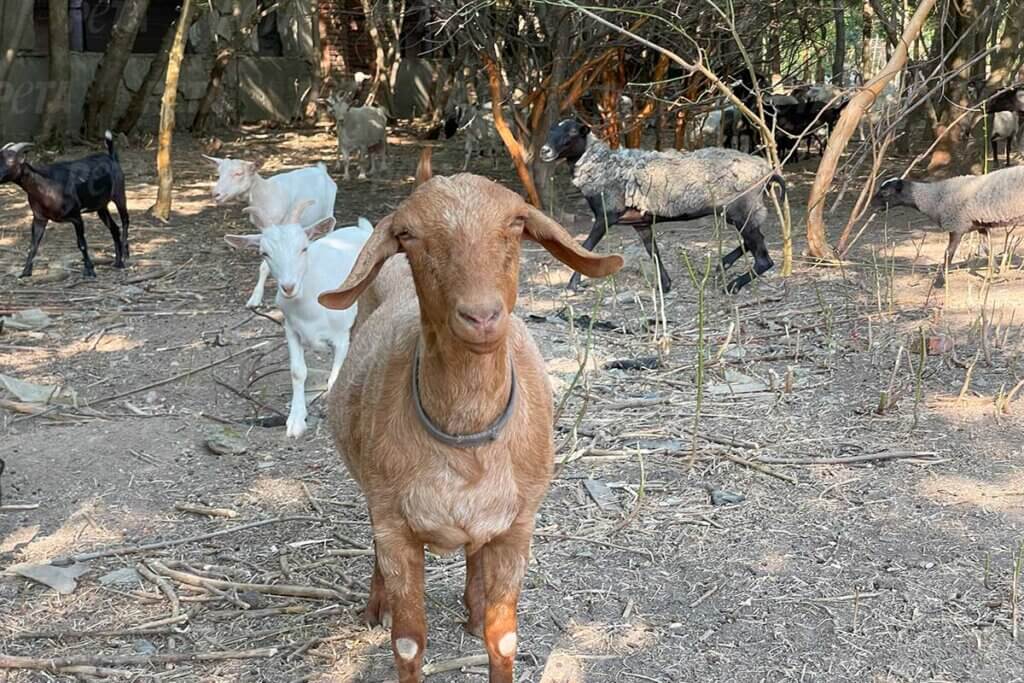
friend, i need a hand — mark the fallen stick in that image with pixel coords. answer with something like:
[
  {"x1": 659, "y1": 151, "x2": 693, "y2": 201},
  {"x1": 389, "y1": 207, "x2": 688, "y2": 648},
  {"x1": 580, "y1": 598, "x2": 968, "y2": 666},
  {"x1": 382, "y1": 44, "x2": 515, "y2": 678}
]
[
  {"x1": 0, "y1": 503, "x2": 40, "y2": 512},
  {"x1": 149, "y1": 560, "x2": 347, "y2": 602},
  {"x1": 54, "y1": 515, "x2": 322, "y2": 564},
  {"x1": 323, "y1": 548, "x2": 375, "y2": 557},
  {"x1": 0, "y1": 648, "x2": 277, "y2": 671},
  {"x1": 88, "y1": 341, "x2": 271, "y2": 407},
  {"x1": 15, "y1": 626, "x2": 179, "y2": 641},
  {"x1": 717, "y1": 451, "x2": 798, "y2": 484},
  {"x1": 137, "y1": 562, "x2": 181, "y2": 616},
  {"x1": 50, "y1": 665, "x2": 133, "y2": 678},
  {"x1": 206, "y1": 604, "x2": 311, "y2": 621},
  {"x1": 174, "y1": 502, "x2": 239, "y2": 519},
  {"x1": 756, "y1": 450, "x2": 939, "y2": 466},
  {"x1": 423, "y1": 653, "x2": 490, "y2": 676}
]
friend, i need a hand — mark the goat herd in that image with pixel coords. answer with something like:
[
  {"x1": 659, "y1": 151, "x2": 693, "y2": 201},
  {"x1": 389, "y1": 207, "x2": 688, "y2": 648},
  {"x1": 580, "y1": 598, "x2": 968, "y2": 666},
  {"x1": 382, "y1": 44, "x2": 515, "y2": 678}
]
[{"x1": 1, "y1": 81, "x2": 1021, "y2": 678}]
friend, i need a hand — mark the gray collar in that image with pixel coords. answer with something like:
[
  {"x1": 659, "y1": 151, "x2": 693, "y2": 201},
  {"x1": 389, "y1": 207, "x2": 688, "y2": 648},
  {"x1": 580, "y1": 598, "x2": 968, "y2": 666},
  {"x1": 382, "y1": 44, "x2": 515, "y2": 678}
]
[{"x1": 412, "y1": 341, "x2": 517, "y2": 448}]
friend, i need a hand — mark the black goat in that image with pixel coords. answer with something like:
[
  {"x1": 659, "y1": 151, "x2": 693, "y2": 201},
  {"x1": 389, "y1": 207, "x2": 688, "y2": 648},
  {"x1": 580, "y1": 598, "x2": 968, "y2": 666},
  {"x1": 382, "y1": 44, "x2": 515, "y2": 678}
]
[
  {"x1": 0, "y1": 131, "x2": 130, "y2": 278},
  {"x1": 771, "y1": 100, "x2": 846, "y2": 161}
]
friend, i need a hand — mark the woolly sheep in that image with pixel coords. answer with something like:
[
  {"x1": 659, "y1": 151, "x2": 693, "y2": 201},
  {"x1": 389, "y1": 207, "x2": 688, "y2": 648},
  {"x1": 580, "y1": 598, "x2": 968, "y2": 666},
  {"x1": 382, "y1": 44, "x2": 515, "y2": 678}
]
[
  {"x1": 541, "y1": 118, "x2": 785, "y2": 293},
  {"x1": 316, "y1": 172, "x2": 622, "y2": 682},
  {"x1": 874, "y1": 166, "x2": 1024, "y2": 286},
  {"x1": 986, "y1": 110, "x2": 1020, "y2": 167},
  {"x1": 224, "y1": 200, "x2": 371, "y2": 438},
  {"x1": 326, "y1": 95, "x2": 388, "y2": 181},
  {"x1": 204, "y1": 156, "x2": 337, "y2": 308}
]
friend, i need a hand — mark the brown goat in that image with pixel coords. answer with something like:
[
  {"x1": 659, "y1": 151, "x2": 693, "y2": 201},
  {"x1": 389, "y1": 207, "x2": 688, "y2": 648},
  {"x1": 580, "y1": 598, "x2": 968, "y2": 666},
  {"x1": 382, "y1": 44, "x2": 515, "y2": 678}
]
[{"x1": 319, "y1": 173, "x2": 622, "y2": 682}]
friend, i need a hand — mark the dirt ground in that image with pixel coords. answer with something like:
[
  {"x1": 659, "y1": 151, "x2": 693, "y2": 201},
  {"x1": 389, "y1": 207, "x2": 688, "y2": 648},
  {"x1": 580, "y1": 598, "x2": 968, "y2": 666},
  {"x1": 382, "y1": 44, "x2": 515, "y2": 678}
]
[{"x1": 2, "y1": 129, "x2": 1024, "y2": 683}]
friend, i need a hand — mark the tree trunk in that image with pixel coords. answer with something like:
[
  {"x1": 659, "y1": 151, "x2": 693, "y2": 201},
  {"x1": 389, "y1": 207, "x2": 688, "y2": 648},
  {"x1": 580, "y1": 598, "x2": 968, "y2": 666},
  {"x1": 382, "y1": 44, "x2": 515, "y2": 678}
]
[
  {"x1": 302, "y1": 3, "x2": 324, "y2": 122},
  {"x1": 192, "y1": 48, "x2": 233, "y2": 133},
  {"x1": 861, "y1": 0, "x2": 874, "y2": 80},
  {"x1": 530, "y1": 7, "x2": 571, "y2": 212},
  {"x1": 360, "y1": 0, "x2": 405, "y2": 110},
  {"x1": 83, "y1": 0, "x2": 152, "y2": 138},
  {"x1": 926, "y1": 1, "x2": 976, "y2": 174},
  {"x1": 987, "y1": 1, "x2": 1024, "y2": 89},
  {"x1": 832, "y1": 0, "x2": 846, "y2": 83},
  {"x1": 116, "y1": 17, "x2": 181, "y2": 134},
  {"x1": 0, "y1": 0, "x2": 33, "y2": 86},
  {"x1": 152, "y1": 0, "x2": 195, "y2": 222},
  {"x1": 625, "y1": 53, "x2": 670, "y2": 148},
  {"x1": 806, "y1": 0, "x2": 938, "y2": 259},
  {"x1": 481, "y1": 52, "x2": 541, "y2": 207},
  {"x1": 39, "y1": 0, "x2": 70, "y2": 144}
]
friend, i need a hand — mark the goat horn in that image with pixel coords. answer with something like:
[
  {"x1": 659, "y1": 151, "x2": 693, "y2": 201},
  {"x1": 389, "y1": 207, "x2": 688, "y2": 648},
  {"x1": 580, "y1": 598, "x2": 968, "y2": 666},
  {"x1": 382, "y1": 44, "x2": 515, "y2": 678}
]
[
  {"x1": 242, "y1": 206, "x2": 272, "y2": 230},
  {"x1": 2, "y1": 142, "x2": 32, "y2": 153},
  {"x1": 287, "y1": 199, "x2": 316, "y2": 225}
]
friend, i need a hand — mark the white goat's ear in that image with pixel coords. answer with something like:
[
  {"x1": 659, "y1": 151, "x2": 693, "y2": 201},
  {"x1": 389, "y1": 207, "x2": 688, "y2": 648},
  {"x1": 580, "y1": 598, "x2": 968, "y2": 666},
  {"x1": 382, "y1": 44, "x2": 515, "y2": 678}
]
[
  {"x1": 319, "y1": 214, "x2": 398, "y2": 310},
  {"x1": 202, "y1": 154, "x2": 222, "y2": 166},
  {"x1": 243, "y1": 159, "x2": 263, "y2": 174},
  {"x1": 523, "y1": 205, "x2": 623, "y2": 278},
  {"x1": 305, "y1": 216, "x2": 335, "y2": 240},
  {"x1": 224, "y1": 234, "x2": 262, "y2": 250}
]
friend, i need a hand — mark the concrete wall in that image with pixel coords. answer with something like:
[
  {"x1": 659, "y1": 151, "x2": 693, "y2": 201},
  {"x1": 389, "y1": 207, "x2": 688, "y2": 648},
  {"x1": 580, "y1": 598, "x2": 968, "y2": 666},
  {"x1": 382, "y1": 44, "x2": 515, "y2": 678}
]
[
  {"x1": 0, "y1": 0, "x2": 316, "y2": 140},
  {"x1": 0, "y1": 53, "x2": 313, "y2": 141}
]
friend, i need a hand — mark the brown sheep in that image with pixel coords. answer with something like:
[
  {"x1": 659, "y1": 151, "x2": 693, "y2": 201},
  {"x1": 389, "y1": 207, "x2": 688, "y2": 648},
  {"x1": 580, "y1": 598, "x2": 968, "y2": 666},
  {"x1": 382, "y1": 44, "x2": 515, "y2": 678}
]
[{"x1": 318, "y1": 173, "x2": 622, "y2": 682}]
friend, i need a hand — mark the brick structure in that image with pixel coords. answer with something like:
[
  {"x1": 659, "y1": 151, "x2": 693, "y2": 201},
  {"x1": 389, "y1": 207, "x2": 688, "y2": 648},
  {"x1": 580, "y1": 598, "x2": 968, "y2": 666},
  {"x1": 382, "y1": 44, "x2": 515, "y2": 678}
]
[{"x1": 318, "y1": 0, "x2": 373, "y2": 77}]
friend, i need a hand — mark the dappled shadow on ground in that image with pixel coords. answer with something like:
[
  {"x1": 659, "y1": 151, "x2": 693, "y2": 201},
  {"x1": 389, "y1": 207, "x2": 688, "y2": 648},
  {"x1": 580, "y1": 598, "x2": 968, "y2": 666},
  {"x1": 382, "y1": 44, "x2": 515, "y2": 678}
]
[{"x1": 1, "y1": 134, "x2": 1024, "y2": 681}]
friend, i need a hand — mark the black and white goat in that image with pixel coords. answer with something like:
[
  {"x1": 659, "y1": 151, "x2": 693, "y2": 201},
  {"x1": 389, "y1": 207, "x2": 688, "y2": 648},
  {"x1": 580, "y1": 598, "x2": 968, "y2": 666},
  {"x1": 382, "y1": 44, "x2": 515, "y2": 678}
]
[{"x1": 541, "y1": 118, "x2": 785, "y2": 293}]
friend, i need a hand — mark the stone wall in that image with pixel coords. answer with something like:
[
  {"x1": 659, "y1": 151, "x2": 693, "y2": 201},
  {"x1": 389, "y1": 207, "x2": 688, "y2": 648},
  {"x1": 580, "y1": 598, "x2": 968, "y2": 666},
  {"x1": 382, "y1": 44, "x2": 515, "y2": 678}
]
[{"x1": 0, "y1": 53, "x2": 314, "y2": 141}]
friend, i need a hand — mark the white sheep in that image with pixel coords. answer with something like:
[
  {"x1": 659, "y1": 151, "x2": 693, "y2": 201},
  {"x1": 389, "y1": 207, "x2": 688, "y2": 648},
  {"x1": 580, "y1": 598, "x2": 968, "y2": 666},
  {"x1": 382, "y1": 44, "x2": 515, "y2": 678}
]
[
  {"x1": 874, "y1": 166, "x2": 1024, "y2": 286},
  {"x1": 541, "y1": 118, "x2": 785, "y2": 293},
  {"x1": 204, "y1": 156, "x2": 337, "y2": 308},
  {"x1": 224, "y1": 200, "x2": 371, "y2": 438},
  {"x1": 325, "y1": 95, "x2": 388, "y2": 181}
]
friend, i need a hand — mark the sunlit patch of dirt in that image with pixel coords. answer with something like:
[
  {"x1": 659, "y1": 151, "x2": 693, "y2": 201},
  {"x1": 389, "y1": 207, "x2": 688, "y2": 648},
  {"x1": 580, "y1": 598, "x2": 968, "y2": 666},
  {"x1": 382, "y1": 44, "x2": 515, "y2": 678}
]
[
  {"x1": 567, "y1": 620, "x2": 658, "y2": 653},
  {"x1": 13, "y1": 500, "x2": 122, "y2": 564},
  {"x1": 244, "y1": 477, "x2": 309, "y2": 511},
  {"x1": 58, "y1": 333, "x2": 145, "y2": 358},
  {"x1": 918, "y1": 471, "x2": 1024, "y2": 514}
]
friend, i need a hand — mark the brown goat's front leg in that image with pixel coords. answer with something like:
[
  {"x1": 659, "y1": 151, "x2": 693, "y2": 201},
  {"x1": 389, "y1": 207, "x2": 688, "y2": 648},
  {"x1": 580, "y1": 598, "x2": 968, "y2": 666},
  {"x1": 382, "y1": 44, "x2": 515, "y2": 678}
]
[
  {"x1": 479, "y1": 530, "x2": 532, "y2": 683},
  {"x1": 363, "y1": 546, "x2": 391, "y2": 627},
  {"x1": 464, "y1": 549, "x2": 485, "y2": 637},
  {"x1": 377, "y1": 536, "x2": 427, "y2": 683}
]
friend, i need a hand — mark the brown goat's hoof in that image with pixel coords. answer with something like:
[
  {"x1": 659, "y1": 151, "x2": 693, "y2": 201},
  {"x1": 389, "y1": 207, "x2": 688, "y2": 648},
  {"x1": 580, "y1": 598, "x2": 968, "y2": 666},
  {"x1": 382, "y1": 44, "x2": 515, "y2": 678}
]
[
  {"x1": 463, "y1": 619, "x2": 484, "y2": 639},
  {"x1": 362, "y1": 601, "x2": 392, "y2": 628}
]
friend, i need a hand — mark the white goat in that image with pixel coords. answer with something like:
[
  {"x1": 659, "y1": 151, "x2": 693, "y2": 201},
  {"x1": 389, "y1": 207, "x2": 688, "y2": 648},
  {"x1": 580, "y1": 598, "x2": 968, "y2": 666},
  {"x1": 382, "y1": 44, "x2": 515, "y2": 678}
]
[
  {"x1": 224, "y1": 200, "x2": 371, "y2": 438},
  {"x1": 325, "y1": 95, "x2": 388, "y2": 181},
  {"x1": 448, "y1": 102, "x2": 499, "y2": 170},
  {"x1": 205, "y1": 156, "x2": 337, "y2": 308}
]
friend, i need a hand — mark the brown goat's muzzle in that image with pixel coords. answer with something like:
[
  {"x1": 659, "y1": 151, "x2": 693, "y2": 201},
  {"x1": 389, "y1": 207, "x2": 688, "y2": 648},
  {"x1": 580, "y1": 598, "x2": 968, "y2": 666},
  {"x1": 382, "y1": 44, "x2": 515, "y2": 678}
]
[{"x1": 449, "y1": 296, "x2": 508, "y2": 354}]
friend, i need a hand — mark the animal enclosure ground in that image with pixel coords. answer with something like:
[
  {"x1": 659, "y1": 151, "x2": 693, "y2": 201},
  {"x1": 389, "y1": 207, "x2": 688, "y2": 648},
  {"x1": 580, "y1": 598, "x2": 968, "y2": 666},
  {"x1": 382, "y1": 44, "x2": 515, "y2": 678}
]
[{"x1": 3, "y1": 132, "x2": 1024, "y2": 682}]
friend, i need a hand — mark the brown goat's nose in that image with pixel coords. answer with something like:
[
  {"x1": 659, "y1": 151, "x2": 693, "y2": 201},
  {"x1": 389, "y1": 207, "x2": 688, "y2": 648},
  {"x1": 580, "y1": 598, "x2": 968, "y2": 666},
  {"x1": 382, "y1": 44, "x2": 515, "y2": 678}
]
[{"x1": 457, "y1": 303, "x2": 502, "y2": 330}]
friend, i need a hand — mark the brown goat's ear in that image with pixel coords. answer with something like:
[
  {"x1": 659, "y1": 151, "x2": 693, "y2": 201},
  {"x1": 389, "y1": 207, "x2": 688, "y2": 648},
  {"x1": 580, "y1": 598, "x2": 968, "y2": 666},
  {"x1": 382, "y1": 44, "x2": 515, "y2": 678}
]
[
  {"x1": 318, "y1": 214, "x2": 399, "y2": 310},
  {"x1": 415, "y1": 147, "x2": 433, "y2": 186},
  {"x1": 523, "y1": 205, "x2": 623, "y2": 278}
]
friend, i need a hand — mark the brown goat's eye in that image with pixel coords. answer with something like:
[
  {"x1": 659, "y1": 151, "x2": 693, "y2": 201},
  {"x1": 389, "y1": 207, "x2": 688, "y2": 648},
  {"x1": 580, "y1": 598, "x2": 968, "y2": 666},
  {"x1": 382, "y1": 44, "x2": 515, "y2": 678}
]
[{"x1": 395, "y1": 230, "x2": 416, "y2": 242}]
